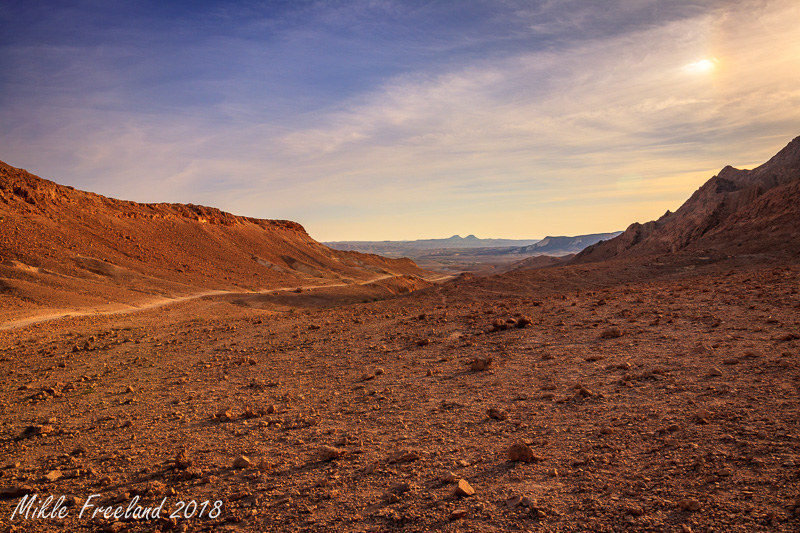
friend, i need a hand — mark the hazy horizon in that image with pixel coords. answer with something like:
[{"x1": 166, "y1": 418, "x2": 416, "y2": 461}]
[
  {"x1": 2, "y1": 0, "x2": 799, "y2": 241},
  {"x1": 322, "y1": 232, "x2": 623, "y2": 243}
]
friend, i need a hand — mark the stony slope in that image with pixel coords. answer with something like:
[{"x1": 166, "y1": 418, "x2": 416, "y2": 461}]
[
  {"x1": 574, "y1": 136, "x2": 800, "y2": 263},
  {"x1": 506, "y1": 232, "x2": 622, "y2": 256},
  {"x1": 0, "y1": 161, "x2": 432, "y2": 320},
  {"x1": 0, "y1": 257, "x2": 798, "y2": 532},
  {"x1": 504, "y1": 254, "x2": 574, "y2": 272}
]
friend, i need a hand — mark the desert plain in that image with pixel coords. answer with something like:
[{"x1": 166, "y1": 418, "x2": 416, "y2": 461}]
[{"x1": 1, "y1": 138, "x2": 799, "y2": 532}]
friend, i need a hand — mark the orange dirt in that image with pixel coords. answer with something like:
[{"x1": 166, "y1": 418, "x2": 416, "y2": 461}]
[{"x1": 1, "y1": 138, "x2": 799, "y2": 532}]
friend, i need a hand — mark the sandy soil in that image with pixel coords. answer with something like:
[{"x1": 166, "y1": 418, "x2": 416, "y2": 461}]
[{"x1": 1, "y1": 254, "x2": 798, "y2": 532}]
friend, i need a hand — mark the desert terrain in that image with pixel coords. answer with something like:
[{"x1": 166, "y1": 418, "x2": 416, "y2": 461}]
[
  {"x1": 1, "y1": 137, "x2": 799, "y2": 532},
  {"x1": 325, "y1": 233, "x2": 620, "y2": 275}
]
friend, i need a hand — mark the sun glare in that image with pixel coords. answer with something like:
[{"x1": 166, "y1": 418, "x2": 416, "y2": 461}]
[{"x1": 684, "y1": 58, "x2": 717, "y2": 74}]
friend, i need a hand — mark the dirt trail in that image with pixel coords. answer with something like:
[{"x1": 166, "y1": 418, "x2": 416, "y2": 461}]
[{"x1": 0, "y1": 273, "x2": 446, "y2": 331}]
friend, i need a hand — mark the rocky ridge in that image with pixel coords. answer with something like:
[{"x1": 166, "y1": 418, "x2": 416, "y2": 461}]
[{"x1": 574, "y1": 136, "x2": 800, "y2": 263}]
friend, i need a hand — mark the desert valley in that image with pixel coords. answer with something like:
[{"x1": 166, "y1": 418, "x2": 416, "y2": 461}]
[{"x1": 0, "y1": 136, "x2": 798, "y2": 533}]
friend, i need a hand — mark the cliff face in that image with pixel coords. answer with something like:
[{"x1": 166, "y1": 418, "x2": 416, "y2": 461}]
[
  {"x1": 573, "y1": 136, "x2": 800, "y2": 263},
  {"x1": 0, "y1": 160, "x2": 428, "y2": 312},
  {"x1": 510, "y1": 232, "x2": 622, "y2": 256}
]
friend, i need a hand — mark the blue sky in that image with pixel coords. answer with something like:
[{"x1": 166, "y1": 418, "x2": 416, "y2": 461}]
[{"x1": 2, "y1": 0, "x2": 799, "y2": 240}]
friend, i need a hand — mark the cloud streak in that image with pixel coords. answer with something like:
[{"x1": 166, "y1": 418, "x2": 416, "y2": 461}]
[{"x1": 1, "y1": 0, "x2": 799, "y2": 240}]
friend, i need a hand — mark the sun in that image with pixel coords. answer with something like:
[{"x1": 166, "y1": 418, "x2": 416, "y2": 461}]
[{"x1": 684, "y1": 58, "x2": 717, "y2": 74}]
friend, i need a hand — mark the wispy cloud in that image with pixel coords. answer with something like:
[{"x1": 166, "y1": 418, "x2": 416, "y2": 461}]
[{"x1": 1, "y1": 0, "x2": 798, "y2": 240}]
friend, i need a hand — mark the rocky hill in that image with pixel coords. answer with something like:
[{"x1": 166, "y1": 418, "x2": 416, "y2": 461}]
[
  {"x1": 505, "y1": 232, "x2": 621, "y2": 256},
  {"x1": 0, "y1": 161, "x2": 432, "y2": 319},
  {"x1": 574, "y1": 136, "x2": 800, "y2": 263}
]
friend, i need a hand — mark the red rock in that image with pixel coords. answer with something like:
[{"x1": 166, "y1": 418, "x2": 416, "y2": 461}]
[{"x1": 453, "y1": 479, "x2": 475, "y2": 497}]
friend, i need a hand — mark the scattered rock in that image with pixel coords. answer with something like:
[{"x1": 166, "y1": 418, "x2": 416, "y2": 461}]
[
  {"x1": 506, "y1": 495, "x2": 524, "y2": 508},
  {"x1": 104, "y1": 522, "x2": 126, "y2": 533},
  {"x1": 388, "y1": 449, "x2": 420, "y2": 463},
  {"x1": 625, "y1": 504, "x2": 644, "y2": 516},
  {"x1": 71, "y1": 447, "x2": 88, "y2": 456},
  {"x1": 489, "y1": 319, "x2": 508, "y2": 332},
  {"x1": 215, "y1": 408, "x2": 234, "y2": 421},
  {"x1": 677, "y1": 498, "x2": 701, "y2": 512},
  {"x1": 390, "y1": 482, "x2": 411, "y2": 494},
  {"x1": 0, "y1": 485, "x2": 34, "y2": 499},
  {"x1": 440, "y1": 471, "x2": 459, "y2": 484},
  {"x1": 20, "y1": 424, "x2": 54, "y2": 438},
  {"x1": 320, "y1": 446, "x2": 345, "y2": 461},
  {"x1": 695, "y1": 409, "x2": 712, "y2": 424},
  {"x1": 181, "y1": 467, "x2": 202, "y2": 480},
  {"x1": 516, "y1": 316, "x2": 533, "y2": 328},
  {"x1": 470, "y1": 356, "x2": 493, "y2": 371},
  {"x1": 487, "y1": 407, "x2": 508, "y2": 420},
  {"x1": 449, "y1": 509, "x2": 467, "y2": 520},
  {"x1": 174, "y1": 450, "x2": 192, "y2": 470},
  {"x1": 520, "y1": 496, "x2": 535, "y2": 508},
  {"x1": 453, "y1": 479, "x2": 475, "y2": 497},
  {"x1": 507, "y1": 441, "x2": 538, "y2": 462},
  {"x1": 600, "y1": 326, "x2": 623, "y2": 339},
  {"x1": 333, "y1": 434, "x2": 359, "y2": 447},
  {"x1": 232, "y1": 456, "x2": 251, "y2": 469}
]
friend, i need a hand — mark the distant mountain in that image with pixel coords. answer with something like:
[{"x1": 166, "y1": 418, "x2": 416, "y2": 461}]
[
  {"x1": 504, "y1": 232, "x2": 622, "y2": 256},
  {"x1": 326, "y1": 232, "x2": 622, "y2": 274},
  {"x1": 574, "y1": 135, "x2": 800, "y2": 263},
  {"x1": 325, "y1": 235, "x2": 541, "y2": 256}
]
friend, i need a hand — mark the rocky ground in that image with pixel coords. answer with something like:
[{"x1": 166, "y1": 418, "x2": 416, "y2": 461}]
[{"x1": 0, "y1": 255, "x2": 799, "y2": 532}]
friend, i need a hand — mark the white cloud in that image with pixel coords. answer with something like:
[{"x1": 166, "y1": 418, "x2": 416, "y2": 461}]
[{"x1": 2, "y1": 0, "x2": 799, "y2": 241}]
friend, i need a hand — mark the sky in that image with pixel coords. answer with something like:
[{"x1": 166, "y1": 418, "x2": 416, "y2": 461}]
[{"x1": 1, "y1": 0, "x2": 799, "y2": 241}]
